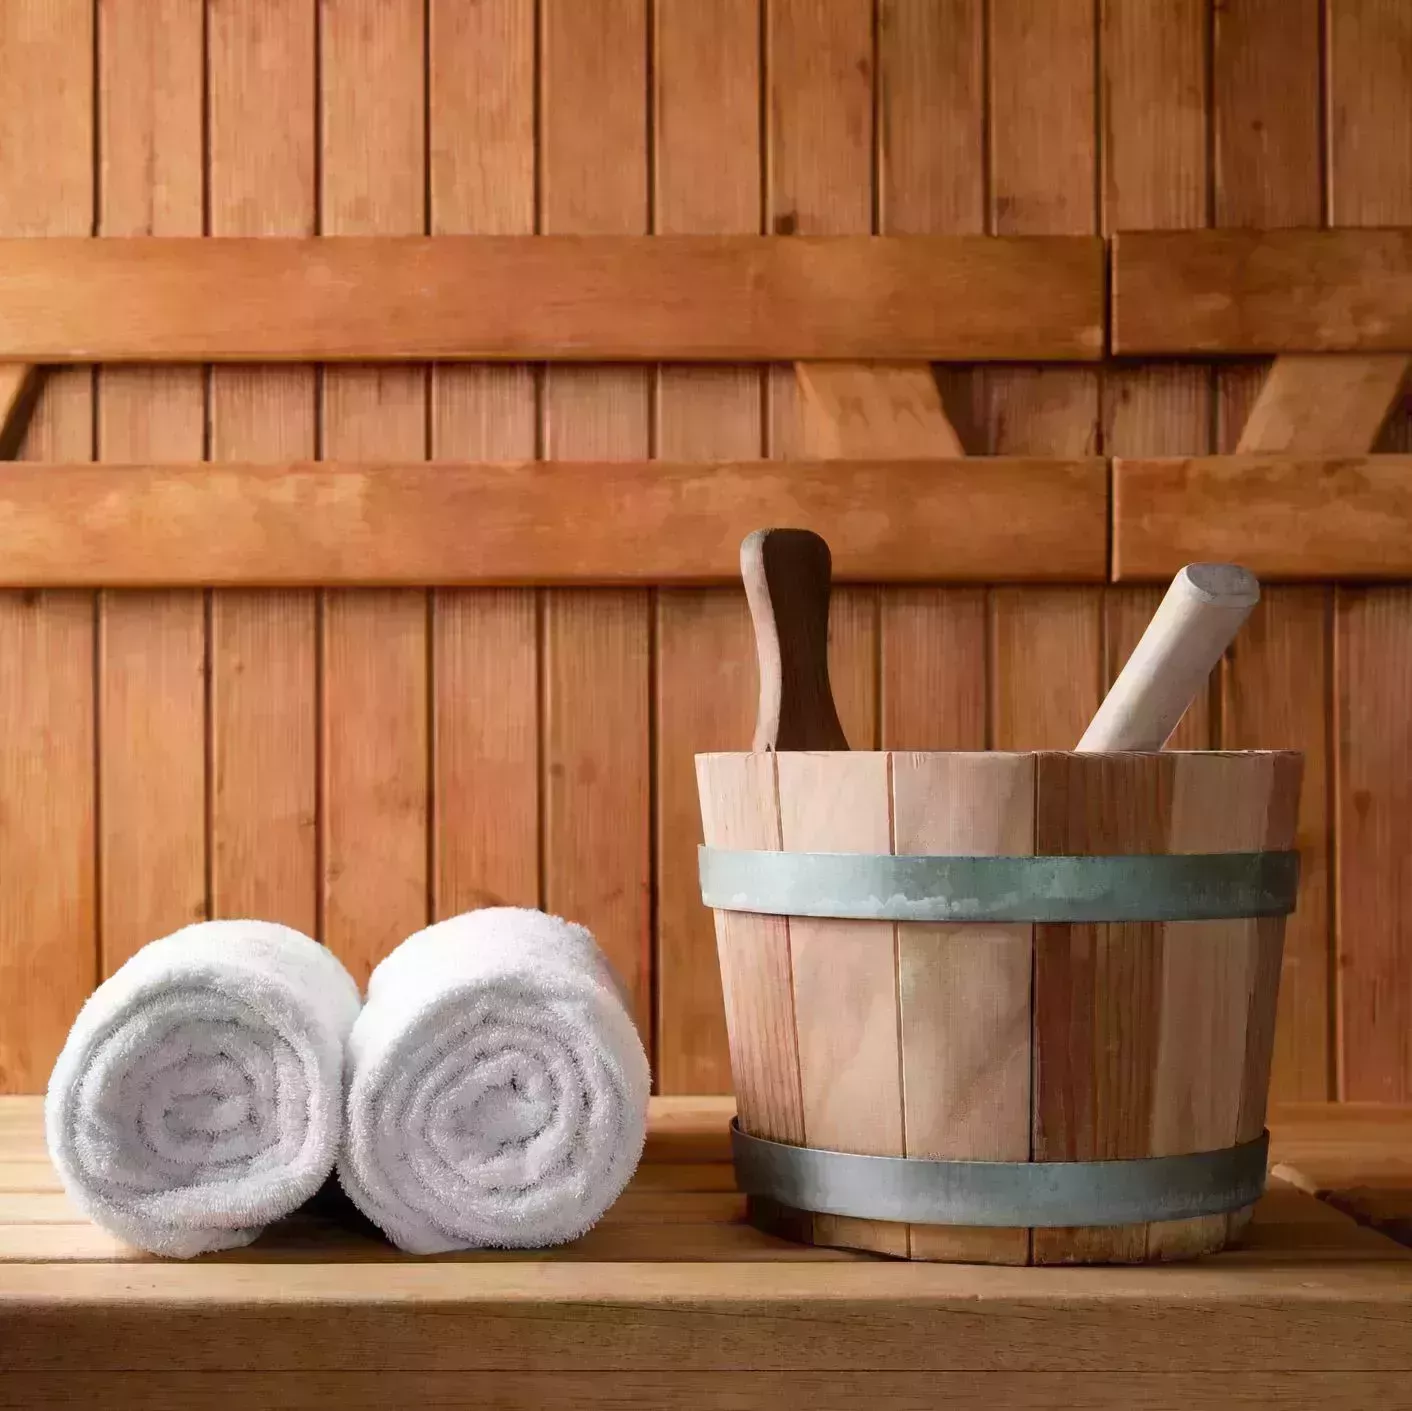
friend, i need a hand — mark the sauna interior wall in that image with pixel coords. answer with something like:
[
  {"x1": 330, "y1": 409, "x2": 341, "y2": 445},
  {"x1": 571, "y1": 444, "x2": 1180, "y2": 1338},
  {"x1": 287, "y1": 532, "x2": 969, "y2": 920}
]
[{"x1": 0, "y1": 0, "x2": 1408, "y2": 1101}]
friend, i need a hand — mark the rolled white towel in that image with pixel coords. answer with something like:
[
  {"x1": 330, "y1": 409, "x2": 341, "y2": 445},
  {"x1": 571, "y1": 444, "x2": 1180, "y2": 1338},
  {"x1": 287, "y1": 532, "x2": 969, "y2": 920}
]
[
  {"x1": 46, "y1": 920, "x2": 360, "y2": 1258},
  {"x1": 339, "y1": 907, "x2": 650, "y2": 1253}
]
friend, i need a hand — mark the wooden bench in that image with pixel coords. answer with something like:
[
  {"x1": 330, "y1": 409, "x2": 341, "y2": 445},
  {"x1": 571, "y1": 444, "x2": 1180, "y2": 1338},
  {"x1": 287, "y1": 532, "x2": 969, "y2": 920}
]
[{"x1": 2, "y1": 1097, "x2": 1410, "y2": 1409}]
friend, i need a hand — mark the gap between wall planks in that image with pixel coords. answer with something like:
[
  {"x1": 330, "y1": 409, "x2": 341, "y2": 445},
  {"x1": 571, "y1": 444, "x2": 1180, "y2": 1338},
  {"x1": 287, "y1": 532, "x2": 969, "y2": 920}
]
[
  {"x1": 1328, "y1": 0, "x2": 1412, "y2": 1102},
  {"x1": 320, "y1": 0, "x2": 430, "y2": 988},
  {"x1": 207, "y1": 0, "x2": 319, "y2": 937},
  {"x1": 0, "y1": 0, "x2": 95, "y2": 1092},
  {"x1": 1213, "y1": 0, "x2": 1333, "y2": 1105},
  {"x1": 653, "y1": 0, "x2": 762, "y2": 1096},
  {"x1": 540, "y1": 0, "x2": 653, "y2": 1045},
  {"x1": 96, "y1": 0, "x2": 207, "y2": 976},
  {"x1": 428, "y1": 0, "x2": 540, "y2": 921}
]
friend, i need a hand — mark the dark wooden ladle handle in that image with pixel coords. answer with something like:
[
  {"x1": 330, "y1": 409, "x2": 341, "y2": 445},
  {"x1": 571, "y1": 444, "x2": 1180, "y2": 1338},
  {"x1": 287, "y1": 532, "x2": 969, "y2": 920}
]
[{"x1": 741, "y1": 528, "x2": 849, "y2": 752}]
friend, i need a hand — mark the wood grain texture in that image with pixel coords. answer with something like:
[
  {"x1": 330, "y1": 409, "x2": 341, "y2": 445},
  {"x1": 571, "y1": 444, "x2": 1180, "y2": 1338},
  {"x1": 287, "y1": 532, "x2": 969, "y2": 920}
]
[
  {"x1": 1237, "y1": 355, "x2": 1410, "y2": 454},
  {"x1": 1112, "y1": 228, "x2": 1412, "y2": 354},
  {"x1": 1328, "y1": 0, "x2": 1412, "y2": 1104},
  {"x1": 1271, "y1": 1101, "x2": 1412, "y2": 1250},
  {"x1": 320, "y1": 0, "x2": 429, "y2": 982},
  {"x1": 767, "y1": 0, "x2": 878, "y2": 753},
  {"x1": 0, "y1": 0, "x2": 96, "y2": 1091},
  {"x1": 776, "y1": 750, "x2": 905, "y2": 1257},
  {"x1": 429, "y1": 0, "x2": 539, "y2": 919},
  {"x1": 3, "y1": 1096, "x2": 1412, "y2": 1384},
  {"x1": 1032, "y1": 752, "x2": 1168, "y2": 1264},
  {"x1": 892, "y1": 751, "x2": 1032, "y2": 1262},
  {"x1": 1213, "y1": 0, "x2": 1333, "y2": 1108},
  {"x1": 96, "y1": 0, "x2": 207, "y2": 973},
  {"x1": 0, "y1": 233, "x2": 1104, "y2": 364},
  {"x1": 8, "y1": 1370, "x2": 1412, "y2": 1411},
  {"x1": 873, "y1": 1, "x2": 986, "y2": 755},
  {"x1": 986, "y1": 0, "x2": 1102, "y2": 755},
  {"x1": 541, "y1": 0, "x2": 652, "y2": 1040},
  {"x1": 0, "y1": 457, "x2": 1109, "y2": 588},
  {"x1": 0, "y1": 364, "x2": 38, "y2": 458},
  {"x1": 653, "y1": 0, "x2": 762, "y2": 1094},
  {"x1": 207, "y1": 0, "x2": 318, "y2": 934},
  {"x1": 1100, "y1": 0, "x2": 1213, "y2": 754},
  {"x1": 1148, "y1": 754, "x2": 1295, "y2": 1259},
  {"x1": 695, "y1": 753, "x2": 804, "y2": 1146},
  {"x1": 1113, "y1": 455, "x2": 1412, "y2": 580}
]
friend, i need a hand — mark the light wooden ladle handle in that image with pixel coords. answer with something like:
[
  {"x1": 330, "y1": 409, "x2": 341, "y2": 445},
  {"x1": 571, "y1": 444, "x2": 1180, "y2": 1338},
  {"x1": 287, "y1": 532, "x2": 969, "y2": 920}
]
[
  {"x1": 741, "y1": 528, "x2": 848, "y2": 752},
  {"x1": 1077, "y1": 564, "x2": 1260, "y2": 753}
]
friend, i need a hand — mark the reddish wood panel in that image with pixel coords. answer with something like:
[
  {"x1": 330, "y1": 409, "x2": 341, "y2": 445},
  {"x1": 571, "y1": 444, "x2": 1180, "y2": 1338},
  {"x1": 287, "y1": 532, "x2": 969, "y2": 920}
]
[
  {"x1": 653, "y1": 0, "x2": 762, "y2": 1094},
  {"x1": 429, "y1": 0, "x2": 539, "y2": 919},
  {"x1": 0, "y1": 458, "x2": 1108, "y2": 588},
  {"x1": 986, "y1": 0, "x2": 1102, "y2": 755},
  {"x1": 1112, "y1": 230, "x2": 1412, "y2": 356},
  {"x1": 1100, "y1": 0, "x2": 1213, "y2": 752},
  {"x1": 768, "y1": 0, "x2": 878, "y2": 752},
  {"x1": 1213, "y1": 0, "x2": 1332, "y2": 1104},
  {"x1": 96, "y1": 0, "x2": 207, "y2": 973},
  {"x1": 1113, "y1": 456, "x2": 1412, "y2": 580},
  {"x1": 320, "y1": 0, "x2": 429, "y2": 983},
  {"x1": 0, "y1": 235, "x2": 1104, "y2": 365},
  {"x1": 1328, "y1": 0, "x2": 1412, "y2": 1101},
  {"x1": 540, "y1": 0, "x2": 652, "y2": 1038},
  {"x1": 876, "y1": 0, "x2": 986, "y2": 754},
  {"x1": 0, "y1": 0, "x2": 96, "y2": 1091},
  {"x1": 207, "y1": 0, "x2": 319, "y2": 935}
]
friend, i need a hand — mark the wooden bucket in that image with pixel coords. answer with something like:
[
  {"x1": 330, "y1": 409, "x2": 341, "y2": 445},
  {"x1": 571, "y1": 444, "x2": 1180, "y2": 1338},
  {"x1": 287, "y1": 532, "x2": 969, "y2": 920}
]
[{"x1": 694, "y1": 532, "x2": 1303, "y2": 1263}]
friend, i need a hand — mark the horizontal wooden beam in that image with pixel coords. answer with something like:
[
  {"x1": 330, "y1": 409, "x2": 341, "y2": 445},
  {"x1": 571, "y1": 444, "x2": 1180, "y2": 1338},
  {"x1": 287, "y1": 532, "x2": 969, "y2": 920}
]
[
  {"x1": 0, "y1": 458, "x2": 1108, "y2": 587},
  {"x1": 0, "y1": 235, "x2": 1104, "y2": 364},
  {"x1": 1112, "y1": 229, "x2": 1412, "y2": 355},
  {"x1": 1113, "y1": 455, "x2": 1412, "y2": 580}
]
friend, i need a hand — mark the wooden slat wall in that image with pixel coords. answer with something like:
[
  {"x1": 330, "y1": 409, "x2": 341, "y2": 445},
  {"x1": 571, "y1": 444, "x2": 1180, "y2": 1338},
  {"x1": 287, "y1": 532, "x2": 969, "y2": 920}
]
[{"x1": 1, "y1": 0, "x2": 1410, "y2": 1102}]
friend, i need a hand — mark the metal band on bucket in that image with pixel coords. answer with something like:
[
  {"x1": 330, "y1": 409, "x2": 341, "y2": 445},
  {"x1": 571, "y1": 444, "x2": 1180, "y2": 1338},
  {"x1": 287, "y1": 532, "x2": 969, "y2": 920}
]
[
  {"x1": 731, "y1": 1121, "x2": 1270, "y2": 1227},
  {"x1": 699, "y1": 848, "x2": 1300, "y2": 923}
]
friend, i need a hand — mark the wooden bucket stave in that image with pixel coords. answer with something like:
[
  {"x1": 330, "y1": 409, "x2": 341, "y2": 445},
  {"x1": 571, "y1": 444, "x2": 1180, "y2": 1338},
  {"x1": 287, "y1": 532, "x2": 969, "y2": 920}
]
[{"x1": 696, "y1": 746, "x2": 1302, "y2": 1264}]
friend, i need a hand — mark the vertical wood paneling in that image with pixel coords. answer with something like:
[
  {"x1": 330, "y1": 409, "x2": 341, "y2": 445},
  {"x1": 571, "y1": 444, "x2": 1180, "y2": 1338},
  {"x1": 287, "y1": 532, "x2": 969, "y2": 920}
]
[
  {"x1": 429, "y1": 0, "x2": 540, "y2": 919},
  {"x1": 767, "y1": 0, "x2": 878, "y2": 752},
  {"x1": 877, "y1": 0, "x2": 986, "y2": 753},
  {"x1": 1100, "y1": 0, "x2": 1213, "y2": 752},
  {"x1": 208, "y1": 0, "x2": 319, "y2": 936},
  {"x1": 653, "y1": 0, "x2": 762, "y2": 1094},
  {"x1": 986, "y1": 0, "x2": 1102, "y2": 754},
  {"x1": 1213, "y1": 0, "x2": 1332, "y2": 1101},
  {"x1": 1328, "y1": 0, "x2": 1412, "y2": 1100},
  {"x1": 97, "y1": 0, "x2": 208, "y2": 972},
  {"x1": 320, "y1": 0, "x2": 429, "y2": 984},
  {"x1": 541, "y1": 0, "x2": 653, "y2": 1039},
  {"x1": 0, "y1": 0, "x2": 95, "y2": 1088}
]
